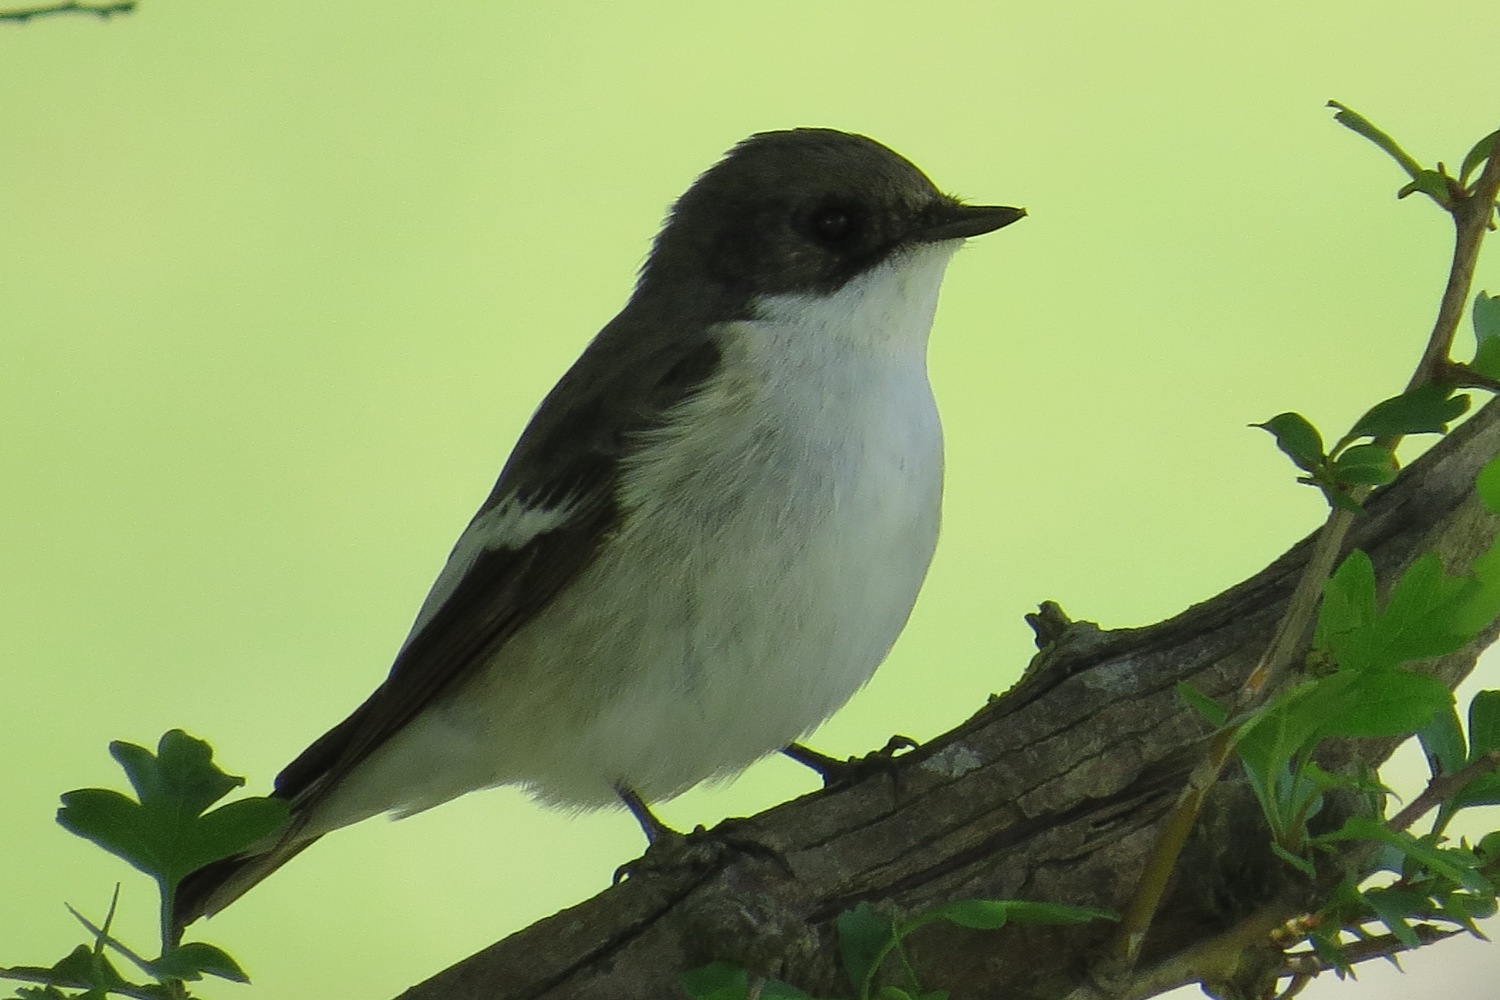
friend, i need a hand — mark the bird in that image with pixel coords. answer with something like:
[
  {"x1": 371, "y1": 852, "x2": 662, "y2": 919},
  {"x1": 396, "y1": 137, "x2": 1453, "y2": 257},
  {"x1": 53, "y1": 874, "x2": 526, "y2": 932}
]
[{"x1": 173, "y1": 127, "x2": 1024, "y2": 929}]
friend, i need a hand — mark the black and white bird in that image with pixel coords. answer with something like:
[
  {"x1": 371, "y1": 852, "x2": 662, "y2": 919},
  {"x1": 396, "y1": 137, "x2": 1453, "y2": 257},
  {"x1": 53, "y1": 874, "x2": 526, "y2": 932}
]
[{"x1": 174, "y1": 128, "x2": 1023, "y2": 927}]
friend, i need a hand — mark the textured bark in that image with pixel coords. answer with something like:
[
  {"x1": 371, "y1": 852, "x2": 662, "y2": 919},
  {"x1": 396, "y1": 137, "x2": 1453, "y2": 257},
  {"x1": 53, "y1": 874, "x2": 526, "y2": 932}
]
[{"x1": 394, "y1": 397, "x2": 1500, "y2": 1000}]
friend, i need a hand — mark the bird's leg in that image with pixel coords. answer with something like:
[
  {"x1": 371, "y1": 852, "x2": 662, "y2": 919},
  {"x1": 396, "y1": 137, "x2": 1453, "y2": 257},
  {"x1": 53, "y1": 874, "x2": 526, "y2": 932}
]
[
  {"x1": 616, "y1": 785, "x2": 681, "y2": 844},
  {"x1": 780, "y1": 742, "x2": 846, "y2": 779},
  {"x1": 612, "y1": 784, "x2": 790, "y2": 882},
  {"x1": 781, "y1": 734, "x2": 919, "y2": 786},
  {"x1": 613, "y1": 784, "x2": 720, "y2": 882}
]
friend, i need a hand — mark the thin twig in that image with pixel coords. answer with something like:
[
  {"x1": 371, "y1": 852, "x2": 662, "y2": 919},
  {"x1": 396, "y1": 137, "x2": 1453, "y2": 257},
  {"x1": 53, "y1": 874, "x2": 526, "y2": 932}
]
[
  {"x1": 0, "y1": 0, "x2": 135, "y2": 23},
  {"x1": 1388, "y1": 748, "x2": 1500, "y2": 833},
  {"x1": 1410, "y1": 142, "x2": 1500, "y2": 391},
  {"x1": 1101, "y1": 115, "x2": 1500, "y2": 980},
  {"x1": 1281, "y1": 922, "x2": 1461, "y2": 979},
  {"x1": 0, "y1": 966, "x2": 165, "y2": 1000},
  {"x1": 67, "y1": 902, "x2": 158, "y2": 977},
  {"x1": 1443, "y1": 360, "x2": 1500, "y2": 393}
]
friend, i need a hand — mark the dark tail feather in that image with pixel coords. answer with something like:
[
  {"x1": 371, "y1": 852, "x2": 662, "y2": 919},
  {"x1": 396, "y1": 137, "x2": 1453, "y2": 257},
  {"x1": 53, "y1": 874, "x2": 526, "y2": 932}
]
[{"x1": 171, "y1": 834, "x2": 322, "y2": 934}]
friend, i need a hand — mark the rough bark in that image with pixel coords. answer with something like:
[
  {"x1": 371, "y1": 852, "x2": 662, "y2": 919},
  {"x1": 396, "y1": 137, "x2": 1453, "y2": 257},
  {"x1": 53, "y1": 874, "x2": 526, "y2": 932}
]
[{"x1": 394, "y1": 396, "x2": 1500, "y2": 1000}]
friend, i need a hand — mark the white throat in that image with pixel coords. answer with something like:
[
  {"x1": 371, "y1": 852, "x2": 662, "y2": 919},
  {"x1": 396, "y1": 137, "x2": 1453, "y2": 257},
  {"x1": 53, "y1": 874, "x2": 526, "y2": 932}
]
[{"x1": 749, "y1": 240, "x2": 964, "y2": 357}]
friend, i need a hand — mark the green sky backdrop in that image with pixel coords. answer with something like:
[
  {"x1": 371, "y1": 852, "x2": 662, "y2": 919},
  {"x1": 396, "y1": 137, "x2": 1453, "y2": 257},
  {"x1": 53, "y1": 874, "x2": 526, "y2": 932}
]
[{"x1": 4, "y1": 2, "x2": 1500, "y2": 998}]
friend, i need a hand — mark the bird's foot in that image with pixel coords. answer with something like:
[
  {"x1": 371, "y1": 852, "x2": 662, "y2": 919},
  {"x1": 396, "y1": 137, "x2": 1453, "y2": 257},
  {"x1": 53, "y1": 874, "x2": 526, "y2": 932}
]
[
  {"x1": 612, "y1": 817, "x2": 791, "y2": 884},
  {"x1": 613, "y1": 823, "x2": 716, "y2": 883},
  {"x1": 781, "y1": 734, "x2": 918, "y2": 787}
]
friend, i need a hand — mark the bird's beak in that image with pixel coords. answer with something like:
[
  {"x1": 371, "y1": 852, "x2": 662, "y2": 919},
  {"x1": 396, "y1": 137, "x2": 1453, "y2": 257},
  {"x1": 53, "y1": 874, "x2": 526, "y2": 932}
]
[{"x1": 915, "y1": 202, "x2": 1027, "y2": 242}]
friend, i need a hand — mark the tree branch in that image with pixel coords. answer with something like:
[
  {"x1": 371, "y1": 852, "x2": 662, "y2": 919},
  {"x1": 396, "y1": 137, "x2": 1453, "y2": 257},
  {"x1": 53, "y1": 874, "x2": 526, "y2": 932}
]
[
  {"x1": 1281, "y1": 923, "x2": 1463, "y2": 983},
  {"x1": 1100, "y1": 115, "x2": 1500, "y2": 980},
  {"x1": 1388, "y1": 749, "x2": 1500, "y2": 834},
  {"x1": 388, "y1": 392, "x2": 1500, "y2": 999},
  {"x1": 0, "y1": 0, "x2": 135, "y2": 23}
]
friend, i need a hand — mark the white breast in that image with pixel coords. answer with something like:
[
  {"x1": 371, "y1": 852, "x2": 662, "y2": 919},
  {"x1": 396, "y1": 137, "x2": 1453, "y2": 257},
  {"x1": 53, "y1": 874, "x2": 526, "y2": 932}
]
[{"x1": 511, "y1": 241, "x2": 957, "y2": 806}]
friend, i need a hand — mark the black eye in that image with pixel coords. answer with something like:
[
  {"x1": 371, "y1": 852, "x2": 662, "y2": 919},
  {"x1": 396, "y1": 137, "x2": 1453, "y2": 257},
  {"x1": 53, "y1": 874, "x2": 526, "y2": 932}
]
[{"x1": 808, "y1": 204, "x2": 858, "y2": 246}]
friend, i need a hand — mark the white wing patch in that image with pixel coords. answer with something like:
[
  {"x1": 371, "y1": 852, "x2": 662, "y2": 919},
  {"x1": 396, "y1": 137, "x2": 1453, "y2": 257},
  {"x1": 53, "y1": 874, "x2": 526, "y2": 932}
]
[{"x1": 399, "y1": 495, "x2": 579, "y2": 650}]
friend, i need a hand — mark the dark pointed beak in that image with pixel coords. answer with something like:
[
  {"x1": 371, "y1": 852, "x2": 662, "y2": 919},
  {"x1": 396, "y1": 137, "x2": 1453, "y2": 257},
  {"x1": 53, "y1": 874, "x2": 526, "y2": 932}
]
[{"x1": 915, "y1": 202, "x2": 1026, "y2": 242}]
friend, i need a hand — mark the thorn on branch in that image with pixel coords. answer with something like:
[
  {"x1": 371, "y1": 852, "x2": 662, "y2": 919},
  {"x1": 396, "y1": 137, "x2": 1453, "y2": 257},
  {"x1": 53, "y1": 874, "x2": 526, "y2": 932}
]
[
  {"x1": 1281, "y1": 922, "x2": 1460, "y2": 979},
  {"x1": 0, "y1": 0, "x2": 135, "y2": 23},
  {"x1": 1026, "y1": 600, "x2": 1075, "y2": 648}
]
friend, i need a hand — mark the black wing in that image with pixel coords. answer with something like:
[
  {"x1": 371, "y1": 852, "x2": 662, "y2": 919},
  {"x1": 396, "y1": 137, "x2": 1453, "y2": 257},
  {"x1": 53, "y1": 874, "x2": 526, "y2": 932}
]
[{"x1": 274, "y1": 323, "x2": 725, "y2": 817}]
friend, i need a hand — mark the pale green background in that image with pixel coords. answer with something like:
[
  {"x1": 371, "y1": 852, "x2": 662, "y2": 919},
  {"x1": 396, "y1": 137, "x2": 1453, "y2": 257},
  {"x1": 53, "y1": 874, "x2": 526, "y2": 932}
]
[{"x1": 4, "y1": 3, "x2": 1500, "y2": 998}]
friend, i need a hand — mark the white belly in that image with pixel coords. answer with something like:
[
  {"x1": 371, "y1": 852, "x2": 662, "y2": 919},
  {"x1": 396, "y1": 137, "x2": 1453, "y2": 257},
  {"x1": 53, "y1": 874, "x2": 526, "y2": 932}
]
[{"x1": 530, "y1": 329, "x2": 942, "y2": 806}]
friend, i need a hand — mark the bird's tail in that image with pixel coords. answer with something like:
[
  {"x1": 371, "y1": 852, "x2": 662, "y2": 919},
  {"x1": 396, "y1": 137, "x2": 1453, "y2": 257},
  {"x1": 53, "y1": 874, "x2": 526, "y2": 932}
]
[{"x1": 171, "y1": 834, "x2": 322, "y2": 935}]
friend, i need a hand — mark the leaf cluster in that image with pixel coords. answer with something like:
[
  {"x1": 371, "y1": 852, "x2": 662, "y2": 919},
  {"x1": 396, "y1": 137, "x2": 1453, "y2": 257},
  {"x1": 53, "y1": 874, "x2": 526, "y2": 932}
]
[
  {"x1": 1175, "y1": 452, "x2": 1500, "y2": 975},
  {"x1": 682, "y1": 901, "x2": 1114, "y2": 1000},
  {"x1": 1255, "y1": 385, "x2": 1470, "y2": 511},
  {"x1": 1328, "y1": 102, "x2": 1498, "y2": 214},
  {"x1": 0, "y1": 731, "x2": 287, "y2": 1000}
]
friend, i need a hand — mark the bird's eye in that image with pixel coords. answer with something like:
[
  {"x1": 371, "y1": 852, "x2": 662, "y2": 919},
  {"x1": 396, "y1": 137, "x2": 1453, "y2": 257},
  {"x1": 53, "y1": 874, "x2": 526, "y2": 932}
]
[{"x1": 807, "y1": 205, "x2": 858, "y2": 246}]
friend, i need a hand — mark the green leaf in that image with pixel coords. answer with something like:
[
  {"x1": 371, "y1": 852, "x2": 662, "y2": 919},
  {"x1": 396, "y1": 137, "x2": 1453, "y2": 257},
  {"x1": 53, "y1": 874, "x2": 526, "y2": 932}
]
[
  {"x1": 681, "y1": 966, "x2": 753, "y2": 1000},
  {"x1": 1311, "y1": 670, "x2": 1451, "y2": 739},
  {"x1": 1470, "y1": 691, "x2": 1500, "y2": 757},
  {"x1": 680, "y1": 964, "x2": 818, "y2": 1000},
  {"x1": 1175, "y1": 681, "x2": 1228, "y2": 727},
  {"x1": 926, "y1": 897, "x2": 1115, "y2": 932},
  {"x1": 1373, "y1": 553, "x2": 1474, "y2": 666},
  {"x1": 1346, "y1": 385, "x2": 1470, "y2": 441},
  {"x1": 1451, "y1": 693, "x2": 1500, "y2": 811},
  {"x1": 1304, "y1": 759, "x2": 1388, "y2": 798},
  {"x1": 985, "y1": 901, "x2": 1117, "y2": 925},
  {"x1": 55, "y1": 788, "x2": 165, "y2": 882},
  {"x1": 1449, "y1": 889, "x2": 1499, "y2": 926},
  {"x1": 147, "y1": 942, "x2": 249, "y2": 984},
  {"x1": 1237, "y1": 678, "x2": 1334, "y2": 780},
  {"x1": 1234, "y1": 739, "x2": 1288, "y2": 830},
  {"x1": 1361, "y1": 887, "x2": 1424, "y2": 948},
  {"x1": 1476, "y1": 453, "x2": 1500, "y2": 515},
  {"x1": 1399, "y1": 169, "x2": 1456, "y2": 206},
  {"x1": 1324, "y1": 818, "x2": 1490, "y2": 893},
  {"x1": 1254, "y1": 412, "x2": 1326, "y2": 474},
  {"x1": 1239, "y1": 670, "x2": 1450, "y2": 798},
  {"x1": 759, "y1": 982, "x2": 820, "y2": 1000},
  {"x1": 56, "y1": 731, "x2": 289, "y2": 891},
  {"x1": 184, "y1": 797, "x2": 291, "y2": 870},
  {"x1": 1449, "y1": 536, "x2": 1500, "y2": 635},
  {"x1": 112, "y1": 731, "x2": 243, "y2": 818},
  {"x1": 1474, "y1": 290, "x2": 1500, "y2": 342},
  {"x1": 1237, "y1": 712, "x2": 1330, "y2": 845},
  {"x1": 13, "y1": 986, "x2": 72, "y2": 999},
  {"x1": 1460, "y1": 132, "x2": 1499, "y2": 187},
  {"x1": 1419, "y1": 703, "x2": 1466, "y2": 777},
  {"x1": 927, "y1": 899, "x2": 1012, "y2": 930},
  {"x1": 756, "y1": 979, "x2": 820, "y2": 1000},
  {"x1": 1470, "y1": 337, "x2": 1500, "y2": 381},
  {"x1": 2, "y1": 946, "x2": 139, "y2": 995},
  {"x1": 838, "y1": 903, "x2": 894, "y2": 998},
  {"x1": 1320, "y1": 551, "x2": 1475, "y2": 674},
  {"x1": 1327, "y1": 102, "x2": 1425, "y2": 180},
  {"x1": 1269, "y1": 840, "x2": 1317, "y2": 876},
  {"x1": 1432, "y1": 889, "x2": 1493, "y2": 937},
  {"x1": 1315, "y1": 550, "x2": 1378, "y2": 656},
  {"x1": 1332, "y1": 443, "x2": 1399, "y2": 486}
]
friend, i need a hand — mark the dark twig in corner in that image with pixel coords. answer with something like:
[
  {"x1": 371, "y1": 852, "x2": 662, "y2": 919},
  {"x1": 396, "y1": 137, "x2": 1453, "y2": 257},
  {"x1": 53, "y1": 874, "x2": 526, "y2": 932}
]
[{"x1": 0, "y1": 0, "x2": 135, "y2": 23}]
